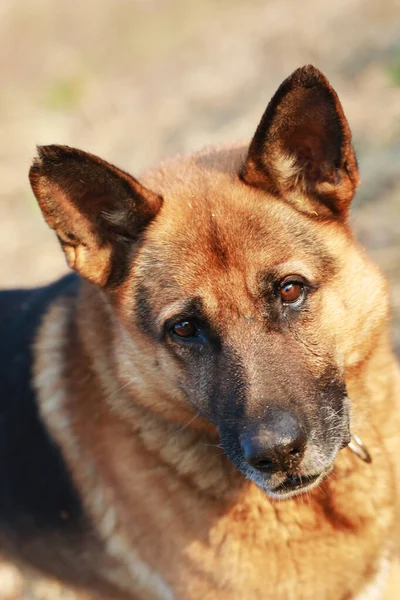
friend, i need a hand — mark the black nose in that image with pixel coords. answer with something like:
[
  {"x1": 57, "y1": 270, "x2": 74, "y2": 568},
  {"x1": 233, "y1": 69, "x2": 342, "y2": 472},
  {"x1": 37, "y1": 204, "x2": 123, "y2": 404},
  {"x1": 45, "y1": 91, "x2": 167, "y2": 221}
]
[{"x1": 240, "y1": 410, "x2": 306, "y2": 474}]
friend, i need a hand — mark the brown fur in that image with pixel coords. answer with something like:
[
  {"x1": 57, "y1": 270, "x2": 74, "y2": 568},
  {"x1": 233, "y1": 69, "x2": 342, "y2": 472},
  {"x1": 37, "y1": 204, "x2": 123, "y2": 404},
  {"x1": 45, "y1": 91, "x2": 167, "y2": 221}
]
[{"x1": 5, "y1": 66, "x2": 400, "y2": 599}]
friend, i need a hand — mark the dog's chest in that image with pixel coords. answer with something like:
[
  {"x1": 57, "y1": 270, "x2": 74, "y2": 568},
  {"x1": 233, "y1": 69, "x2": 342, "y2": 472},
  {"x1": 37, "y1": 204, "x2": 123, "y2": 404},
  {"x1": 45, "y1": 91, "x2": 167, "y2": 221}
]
[
  {"x1": 174, "y1": 496, "x2": 389, "y2": 599},
  {"x1": 100, "y1": 461, "x2": 394, "y2": 600}
]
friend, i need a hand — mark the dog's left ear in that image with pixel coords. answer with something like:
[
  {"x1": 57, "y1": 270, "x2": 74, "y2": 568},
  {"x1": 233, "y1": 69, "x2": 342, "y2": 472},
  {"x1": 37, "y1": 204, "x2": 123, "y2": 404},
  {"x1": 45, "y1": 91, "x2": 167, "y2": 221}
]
[{"x1": 240, "y1": 65, "x2": 359, "y2": 219}]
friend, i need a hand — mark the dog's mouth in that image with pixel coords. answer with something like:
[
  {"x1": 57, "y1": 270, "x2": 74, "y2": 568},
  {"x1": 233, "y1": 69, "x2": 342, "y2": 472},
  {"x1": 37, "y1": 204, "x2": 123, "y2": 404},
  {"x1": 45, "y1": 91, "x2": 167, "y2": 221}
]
[
  {"x1": 250, "y1": 468, "x2": 332, "y2": 500},
  {"x1": 270, "y1": 472, "x2": 325, "y2": 498},
  {"x1": 235, "y1": 457, "x2": 334, "y2": 500},
  {"x1": 230, "y1": 432, "x2": 372, "y2": 500},
  {"x1": 265, "y1": 435, "x2": 372, "y2": 498}
]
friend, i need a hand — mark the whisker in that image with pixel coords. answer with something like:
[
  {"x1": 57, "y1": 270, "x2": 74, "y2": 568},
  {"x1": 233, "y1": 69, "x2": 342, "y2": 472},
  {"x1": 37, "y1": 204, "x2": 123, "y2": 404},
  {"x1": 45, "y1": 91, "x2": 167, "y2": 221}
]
[
  {"x1": 202, "y1": 443, "x2": 224, "y2": 449},
  {"x1": 104, "y1": 378, "x2": 138, "y2": 402},
  {"x1": 170, "y1": 412, "x2": 201, "y2": 436}
]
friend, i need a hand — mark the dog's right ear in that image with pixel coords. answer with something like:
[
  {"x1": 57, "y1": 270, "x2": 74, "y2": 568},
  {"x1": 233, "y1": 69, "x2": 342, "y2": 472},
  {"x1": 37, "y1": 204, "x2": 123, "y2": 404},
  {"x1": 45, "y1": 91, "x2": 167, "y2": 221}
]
[{"x1": 29, "y1": 145, "x2": 163, "y2": 287}]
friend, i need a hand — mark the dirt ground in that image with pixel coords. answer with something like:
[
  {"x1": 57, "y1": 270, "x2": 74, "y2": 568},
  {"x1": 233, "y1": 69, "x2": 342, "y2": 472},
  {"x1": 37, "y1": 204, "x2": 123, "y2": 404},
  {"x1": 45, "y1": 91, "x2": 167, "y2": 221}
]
[{"x1": 0, "y1": 0, "x2": 399, "y2": 597}]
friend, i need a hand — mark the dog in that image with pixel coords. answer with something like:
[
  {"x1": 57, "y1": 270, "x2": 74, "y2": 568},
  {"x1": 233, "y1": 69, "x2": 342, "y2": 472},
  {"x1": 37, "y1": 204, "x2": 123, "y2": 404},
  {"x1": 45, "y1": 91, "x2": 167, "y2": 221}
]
[{"x1": 0, "y1": 65, "x2": 399, "y2": 599}]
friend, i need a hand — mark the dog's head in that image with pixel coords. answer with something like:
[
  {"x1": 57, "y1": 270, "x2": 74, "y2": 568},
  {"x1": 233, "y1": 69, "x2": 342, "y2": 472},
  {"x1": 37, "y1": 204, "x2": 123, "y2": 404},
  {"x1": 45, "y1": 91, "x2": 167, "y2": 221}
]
[{"x1": 30, "y1": 66, "x2": 387, "y2": 499}]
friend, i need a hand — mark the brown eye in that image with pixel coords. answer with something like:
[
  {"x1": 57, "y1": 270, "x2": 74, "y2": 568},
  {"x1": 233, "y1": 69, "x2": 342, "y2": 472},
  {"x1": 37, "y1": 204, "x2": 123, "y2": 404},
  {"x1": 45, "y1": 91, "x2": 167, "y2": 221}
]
[
  {"x1": 279, "y1": 281, "x2": 304, "y2": 304},
  {"x1": 172, "y1": 320, "x2": 198, "y2": 339}
]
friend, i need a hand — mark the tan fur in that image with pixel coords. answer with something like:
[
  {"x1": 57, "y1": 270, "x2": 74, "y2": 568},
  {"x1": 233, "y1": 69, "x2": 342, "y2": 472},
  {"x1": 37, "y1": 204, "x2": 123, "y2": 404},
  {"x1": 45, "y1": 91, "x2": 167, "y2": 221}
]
[{"x1": 29, "y1": 141, "x2": 400, "y2": 599}]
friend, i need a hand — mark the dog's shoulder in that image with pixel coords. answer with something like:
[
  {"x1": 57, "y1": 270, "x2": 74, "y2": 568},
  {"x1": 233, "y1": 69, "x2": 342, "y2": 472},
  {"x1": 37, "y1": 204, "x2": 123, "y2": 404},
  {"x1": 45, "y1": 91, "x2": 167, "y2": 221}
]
[{"x1": 0, "y1": 274, "x2": 86, "y2": 540}]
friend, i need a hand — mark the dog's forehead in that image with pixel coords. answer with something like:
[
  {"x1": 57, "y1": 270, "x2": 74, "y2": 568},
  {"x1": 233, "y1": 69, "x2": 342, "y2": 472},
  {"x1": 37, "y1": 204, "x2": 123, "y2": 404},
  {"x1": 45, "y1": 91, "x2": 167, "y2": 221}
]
[
  {"x1": 139, "y1": 149, "x2": 331, "y2": 284},
  {"x1": 153, "y1": 198, "x2": 304, "y2": 273}
]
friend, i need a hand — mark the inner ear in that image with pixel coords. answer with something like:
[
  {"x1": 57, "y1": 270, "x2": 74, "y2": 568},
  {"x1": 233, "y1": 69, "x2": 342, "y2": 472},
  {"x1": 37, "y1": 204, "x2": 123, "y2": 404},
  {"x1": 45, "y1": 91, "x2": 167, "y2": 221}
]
[
  {"x1": 270, "y1": 86, "x2": 344, "y2": 184},
  {"x1": 29, "y1": 145, "x2": 163, "y2": 287},
  {"x1": 241, "y1": 65, "x2": 359, "y2": 218}
]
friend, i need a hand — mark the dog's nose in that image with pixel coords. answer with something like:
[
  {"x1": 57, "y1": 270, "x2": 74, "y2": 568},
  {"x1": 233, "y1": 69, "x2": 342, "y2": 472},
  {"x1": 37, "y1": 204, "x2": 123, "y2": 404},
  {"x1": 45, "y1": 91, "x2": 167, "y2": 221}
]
[{"x1": 240, "y1": 410, "x2": 306, "y2": 474}]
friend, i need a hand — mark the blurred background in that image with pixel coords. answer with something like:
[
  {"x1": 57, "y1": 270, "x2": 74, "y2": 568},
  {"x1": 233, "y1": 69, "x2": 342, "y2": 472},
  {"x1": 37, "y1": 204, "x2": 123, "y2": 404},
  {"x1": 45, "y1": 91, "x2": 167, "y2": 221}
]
[
  {"x1": 1, "y1": 0, "x2": 400, "y2": 353},
  {"x1": 0, "y1": 0, "x2": 399, "y2": 595}
]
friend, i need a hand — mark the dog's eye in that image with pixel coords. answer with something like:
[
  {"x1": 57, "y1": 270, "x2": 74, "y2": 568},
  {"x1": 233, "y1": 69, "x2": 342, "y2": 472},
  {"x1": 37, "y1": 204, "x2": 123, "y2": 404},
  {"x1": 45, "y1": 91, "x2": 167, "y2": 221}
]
[
  {"x1": 279, "y1": 280, "x2": 304, "y2": 304},
  {"x1": 171, "y1": 320, "x2": 198, "y2": 339}
]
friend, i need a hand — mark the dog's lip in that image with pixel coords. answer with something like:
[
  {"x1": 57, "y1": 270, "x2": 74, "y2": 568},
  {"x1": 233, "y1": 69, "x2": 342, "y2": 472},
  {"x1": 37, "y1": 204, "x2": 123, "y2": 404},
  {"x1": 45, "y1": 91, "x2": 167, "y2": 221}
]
[{"x1": 273, "y1": 473, "x2": 321, "y2": 495}]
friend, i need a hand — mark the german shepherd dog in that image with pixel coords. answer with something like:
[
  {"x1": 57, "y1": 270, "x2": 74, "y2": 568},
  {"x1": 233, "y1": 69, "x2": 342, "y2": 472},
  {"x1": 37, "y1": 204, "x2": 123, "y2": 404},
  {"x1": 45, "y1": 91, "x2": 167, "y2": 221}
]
[{"x1": 0, "y1": 66, "x2": 399, "y2": 599}]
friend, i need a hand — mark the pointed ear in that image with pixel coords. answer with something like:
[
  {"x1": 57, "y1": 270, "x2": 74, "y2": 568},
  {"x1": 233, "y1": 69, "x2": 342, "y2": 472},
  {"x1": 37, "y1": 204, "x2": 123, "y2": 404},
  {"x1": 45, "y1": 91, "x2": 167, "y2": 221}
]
[
  {"x1": 29, "y1": 145, "x2": 163, "y2": 286},
  {"x1": 240, "y1": 65, "x2": 359, "y2": 219}
]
